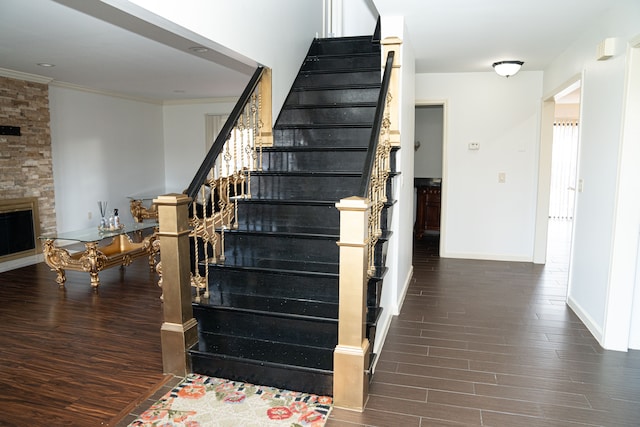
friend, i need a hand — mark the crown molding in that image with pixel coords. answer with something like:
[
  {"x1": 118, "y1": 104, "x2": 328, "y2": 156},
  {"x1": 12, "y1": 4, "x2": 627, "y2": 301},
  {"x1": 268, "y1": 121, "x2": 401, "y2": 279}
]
[
  {"x1": 49, "y1": 81, "x2": 164, "y2": 105},
  {"x1": 1, "y1": 67, "x2": 239, "y2": 106},
  {"x1": 0, "y1": 67, "x2": 54, "y2": 84},
  {"x1": 162, "y1": 97, "x2": 239, "y2": 106}
]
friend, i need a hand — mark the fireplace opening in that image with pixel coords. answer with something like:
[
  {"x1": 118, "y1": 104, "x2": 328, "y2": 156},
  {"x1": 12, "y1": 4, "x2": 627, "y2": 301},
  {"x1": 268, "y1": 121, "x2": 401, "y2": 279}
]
[{"x1": 0, "y1": 198, "x2": 41, "y2": 263}]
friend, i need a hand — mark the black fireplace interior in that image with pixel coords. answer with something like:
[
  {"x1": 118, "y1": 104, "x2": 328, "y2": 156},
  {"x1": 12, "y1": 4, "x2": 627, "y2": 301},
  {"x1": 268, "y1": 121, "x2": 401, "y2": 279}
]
[{"x1": 0, "y1": 210, "x2": 36, "y2": 257}]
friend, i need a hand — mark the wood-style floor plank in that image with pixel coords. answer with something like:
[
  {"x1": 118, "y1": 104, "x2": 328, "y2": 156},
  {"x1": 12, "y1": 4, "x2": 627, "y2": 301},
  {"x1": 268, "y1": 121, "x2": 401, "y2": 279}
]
[
  {"x1": 0, "y1": 255, "x2": 165, "y2": 426},
  {"x1": 2, "y1": 220, "x2": 640, "y2": 426},
  {"x1": 327, "y1": 221, "x2": 640, "y2": 426}
]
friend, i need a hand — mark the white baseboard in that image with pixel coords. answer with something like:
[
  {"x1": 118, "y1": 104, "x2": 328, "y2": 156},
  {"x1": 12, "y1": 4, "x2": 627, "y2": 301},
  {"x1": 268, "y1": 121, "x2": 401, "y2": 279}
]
[
  {"x1": 0, "y1": 254, "x2": 44, "y2": 273},
  {"x1": 567, "y1": 295, "x2": 603, "y2": 345},
  {"x1": 371, "y1": 265, "x2": 413, "y2": 373},
  {"x1": 440, "y1": 251, "x2": 532, "y2": 263}
]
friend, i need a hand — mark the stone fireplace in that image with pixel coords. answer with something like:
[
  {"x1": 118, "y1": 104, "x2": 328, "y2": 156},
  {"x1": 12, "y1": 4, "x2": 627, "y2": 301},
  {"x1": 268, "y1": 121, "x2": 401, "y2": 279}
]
[{"x1": 0, "y1": 76, "x2": 57, "y2": 267}]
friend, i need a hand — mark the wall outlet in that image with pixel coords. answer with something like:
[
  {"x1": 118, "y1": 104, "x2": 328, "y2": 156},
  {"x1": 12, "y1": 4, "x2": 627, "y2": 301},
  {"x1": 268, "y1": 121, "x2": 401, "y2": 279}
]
[
  {"x1": 498, "y1": 172, "x2": 506, "y2": 183},
  {"x1": 468, "y1": 142, "x2": 480, "y2": 150}
]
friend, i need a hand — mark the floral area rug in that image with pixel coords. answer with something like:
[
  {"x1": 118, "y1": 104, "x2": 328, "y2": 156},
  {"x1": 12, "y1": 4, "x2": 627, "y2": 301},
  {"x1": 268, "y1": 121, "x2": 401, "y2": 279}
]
[{"x1": 129, "y1": 373, "x2": 333, "y2": 427}]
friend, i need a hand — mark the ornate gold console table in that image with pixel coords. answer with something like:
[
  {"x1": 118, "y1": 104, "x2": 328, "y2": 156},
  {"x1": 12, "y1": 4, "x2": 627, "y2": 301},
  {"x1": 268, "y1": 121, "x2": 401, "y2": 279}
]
[
  {"x1": 40, "y1": 222, "x2": 159, "y2": 288},
  {"x1": 128, "y1": 194, "x2": 159, "y2": 223}
]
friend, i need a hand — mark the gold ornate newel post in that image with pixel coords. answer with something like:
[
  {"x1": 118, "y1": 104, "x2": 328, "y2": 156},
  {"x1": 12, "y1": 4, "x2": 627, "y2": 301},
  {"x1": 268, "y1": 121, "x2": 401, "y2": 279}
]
[
  {"x1": 258, "y1": 67, "x2": 273, "y2": 148},
  {"x1": 381, "y1": 37, "x2": 402, "y2": 147},
  {"x1": 334, "y1": 196, "x2": 371, "y2": 411},
  {"x1": 154, "y1": 193, "x2": 198, "y2": 376}
]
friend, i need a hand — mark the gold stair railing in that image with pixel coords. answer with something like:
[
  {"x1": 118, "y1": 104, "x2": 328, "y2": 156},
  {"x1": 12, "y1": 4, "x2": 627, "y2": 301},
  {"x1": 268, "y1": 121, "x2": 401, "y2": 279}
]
[
  {"x1": 185, "y1": 66, "x2": 271, "y2": 303},
  {"x1": 333, "y1": 47, "x2": 397, "y2": 411},
  {"x1": 153, "y1": 66, "x2": 272, "y2": 377}
]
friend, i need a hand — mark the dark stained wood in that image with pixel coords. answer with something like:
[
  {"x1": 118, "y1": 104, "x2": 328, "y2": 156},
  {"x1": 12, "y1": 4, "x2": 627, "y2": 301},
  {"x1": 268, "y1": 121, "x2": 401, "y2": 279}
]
[
  {"x1": 0, "y1": 254, "x2": 165, "y2": 426},
  {"x1": 328, "y1": 221, "x2": 640, "y2": 426},
  {"x1": 3, "y1": 220, "x2": 640, "y2": 426}
]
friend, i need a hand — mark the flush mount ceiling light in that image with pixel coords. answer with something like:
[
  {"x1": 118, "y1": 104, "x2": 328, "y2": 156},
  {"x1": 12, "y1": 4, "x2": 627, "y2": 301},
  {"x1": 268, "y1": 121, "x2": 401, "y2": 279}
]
[
  {"x1": 37, "y1": 63, "x2": 55, "y2": 67},
  {"x1": 189, "y1": 46, "x2": 209, "y2": 53},
  {"x1": 492, "y1": 60, "x2": 524, "y2": 78}
]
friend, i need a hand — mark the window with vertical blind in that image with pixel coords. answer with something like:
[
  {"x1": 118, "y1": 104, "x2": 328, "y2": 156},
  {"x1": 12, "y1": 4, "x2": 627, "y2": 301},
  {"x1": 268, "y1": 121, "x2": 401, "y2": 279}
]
[
  {"x1": 205, "y1": 114, "x2": 229, "y2": 151},
  {"x1": 549, "y1": 120, "x2": 580, "y2": 219}
]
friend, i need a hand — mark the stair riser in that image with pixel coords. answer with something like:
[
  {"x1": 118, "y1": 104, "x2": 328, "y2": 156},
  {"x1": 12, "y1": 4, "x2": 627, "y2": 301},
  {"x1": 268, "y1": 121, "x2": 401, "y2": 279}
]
[
  {"x1": 208, "y1": 268, "x2": 339, "y2": 301},
  {"x1": 223, "y1": 232, "x2": 339, "y2": 264},
  {"x1": 190, "y1": 351, "x2": 333, "y2": 396},
  {"x1": 273, "y1": 127, "x2": 372, "y2": 148},
  {"x1": 368, "y1": 278, "x2": 383, "y2": 308},
  {"x1": 205, "y1": 267, "x2": 381, "y2": 310},
  {"x1": 302, "y1": 54, "x2": 380, "y2": 71},
  {"x1": 252, "y1": 174, "x2": 361, "y2": 200},
  {"x1": 193, "y1": 305, "x2": 337, "y2": 348},
  {"x1": 237, "y1": 203, "x2": 339, "y2": 230},
  {"x1": 261, "y1": 149, "x2": 367, "y2": 173},
  {"x1": 278, "y1": 106, "x2": 376, "y2": 126},
  {"x1": 235, "y1": 202, "x2": 391, "y2": 232},
  {"x1": 293, "y1": 71, "x2": 380, "y2": 89},
  {"x1": 197, "y1": 332, "x2": 334, "y2": 370},
  {"x1": 203, "y1": 290, "x2": 338, "y2": 318},
  {"x1": 310, "y1": 38, "x2": 379, "y2": 55},
  {"x1": 287, "y1": 87, "x2": 380, "y2": 105}
]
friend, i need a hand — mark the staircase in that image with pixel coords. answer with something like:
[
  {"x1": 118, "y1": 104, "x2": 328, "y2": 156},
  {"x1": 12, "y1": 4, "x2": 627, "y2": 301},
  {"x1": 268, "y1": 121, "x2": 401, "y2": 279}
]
[{"x1": 188, "y1": 34, "x2": 394, "y2": 396}]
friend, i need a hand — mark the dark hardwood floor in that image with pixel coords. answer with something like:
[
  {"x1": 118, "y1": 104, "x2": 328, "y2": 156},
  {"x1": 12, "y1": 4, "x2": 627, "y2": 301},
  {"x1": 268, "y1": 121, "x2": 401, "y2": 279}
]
[
  {"x1": 1, "y1": 220, "x2": 639, "y2": 426},
  {"x1": 328, "y1": 221, "x2": 640, "y2": 426},
  {"x1": 0, "y1": 252, "x2": 166, "y2": 426}
]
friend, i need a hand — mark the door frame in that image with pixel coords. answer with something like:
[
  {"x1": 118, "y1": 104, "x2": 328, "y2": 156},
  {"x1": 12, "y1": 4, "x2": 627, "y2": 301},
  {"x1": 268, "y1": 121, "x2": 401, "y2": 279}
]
[
  {"x1": 414, "y1": 100, "x2": 448, "y2": 257},
  {"x1": 533, "y1": 75, "x2": 582, "y2": 264}
]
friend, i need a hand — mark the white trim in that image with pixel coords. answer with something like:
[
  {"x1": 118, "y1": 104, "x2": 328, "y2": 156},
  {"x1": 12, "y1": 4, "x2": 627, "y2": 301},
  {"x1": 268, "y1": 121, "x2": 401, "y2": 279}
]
[
  {"x1": 414, "y1": 99, "x2": 448, "y2": 257},
  {"x1": 0, "y1": 67, "x2": 54, "y2": 84},
  {"x1": 164, "y1": 97, "x2": 239, "y2": 106},
  {"x1": 567, "y1": 295, "x2": 604, "y2": 347},
  {"x1": 0, "y1": 254, "x2": 44, "y2": 274},
  {"x1": 371, "y1": 265, "x2": 413, "y2": 374},
  {"x1": 533, "y1": 73, "x2": 583, "y2": 265},
  {"x1": 441, "y1": 252, "x2": 532, "y2": 263},
  {"x1": 50, "y1": 80, "x2": 238, "y2": 106},
  {"x1": 50, "y1": 81, "x2": 163, "y2": 105}
]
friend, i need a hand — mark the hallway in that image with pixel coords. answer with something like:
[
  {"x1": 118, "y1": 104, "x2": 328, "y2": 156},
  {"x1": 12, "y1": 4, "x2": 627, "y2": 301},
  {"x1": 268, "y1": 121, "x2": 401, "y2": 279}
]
[{"x1": 328, "y1": 221, "x2": 640, "y2": 426}]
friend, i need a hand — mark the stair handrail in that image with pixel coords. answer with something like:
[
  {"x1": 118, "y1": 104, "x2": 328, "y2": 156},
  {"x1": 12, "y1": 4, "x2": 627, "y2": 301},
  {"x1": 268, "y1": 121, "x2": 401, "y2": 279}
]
[
  {"x1": 185, "y1": 65, "x2": 265, "y2": 200},
  {"x1": 358, "y1": 51, "x2": 394, "y2": 198},
  {"x1": 179, "y1": 65, "x2": 269, "y2": 302}
]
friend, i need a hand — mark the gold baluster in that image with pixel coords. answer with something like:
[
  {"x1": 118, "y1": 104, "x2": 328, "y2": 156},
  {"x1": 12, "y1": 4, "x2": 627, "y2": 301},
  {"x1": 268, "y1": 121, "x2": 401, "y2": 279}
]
[{"x1": 257, "y1": 85, "x2": 264, "y2": 172}]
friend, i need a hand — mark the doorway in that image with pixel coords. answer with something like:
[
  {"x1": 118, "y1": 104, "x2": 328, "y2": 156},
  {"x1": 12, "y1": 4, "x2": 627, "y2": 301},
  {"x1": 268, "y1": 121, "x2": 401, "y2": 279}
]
[
  {"x1": 533, "y1": 77, "x2": 582, "y2": 266},
  {"x1": 547, "y1": 83, "x2": 581, "y2": 268},
  {"x1": 414, "y1": 104, "x2": 445, "y2": 255}
]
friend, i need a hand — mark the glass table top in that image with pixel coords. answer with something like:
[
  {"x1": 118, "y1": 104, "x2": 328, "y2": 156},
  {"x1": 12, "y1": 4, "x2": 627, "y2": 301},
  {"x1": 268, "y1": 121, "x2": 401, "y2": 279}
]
[
  {"x1": 127, "y1": 190, "x2": 167, "y2": 201},
  {"x1": 39, "y1": 222, "x2": 158, "y2": 243}
]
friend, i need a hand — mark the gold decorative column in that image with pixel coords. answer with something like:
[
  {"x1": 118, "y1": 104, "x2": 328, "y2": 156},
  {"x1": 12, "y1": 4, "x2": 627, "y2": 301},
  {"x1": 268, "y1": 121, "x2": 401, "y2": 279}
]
[
  {"x1": 381, "y1": 37, "x2": 402, "y2": 147},
  {"x1": 334, "y1": 196, "x2": 370, "y2": 411},
  {"x1": 154, "y1": 193, "x2": 198, "y2": 377},
  {"x1": 258, "y1": 67, "x2": 273, "y2": 147}
]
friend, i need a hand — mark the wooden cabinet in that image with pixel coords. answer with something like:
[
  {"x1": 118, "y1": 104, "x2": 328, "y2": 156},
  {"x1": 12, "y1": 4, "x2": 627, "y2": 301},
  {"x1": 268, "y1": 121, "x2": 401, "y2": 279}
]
[{"x1": 415, "y1": 183, "x2": 441, "y2": 238}]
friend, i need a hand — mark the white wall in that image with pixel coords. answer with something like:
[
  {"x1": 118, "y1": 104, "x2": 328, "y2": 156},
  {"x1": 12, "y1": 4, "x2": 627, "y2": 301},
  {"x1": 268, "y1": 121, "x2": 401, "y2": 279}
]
[
  {"x1": 49, "y1": 86, "x2": 164, "y2": 231},
  {"x1": 339, "y1": 0, "x2": 378, "y2": 37},
  {"x1": 542, "y1": 0, "x2": 640, "y2": 350},
  {"x1": 371, "y1": 16, "x2": 415, "y2": 359},
  {"x1": 416, "y1": 71, "x2": 543, "y2": 261},
  {"x1": 124, "y1": 0, "x2": 322, "y2": 122},
  {"x1": 162, "y1": 99, "x2": 237, "y2": 193},
  {"x1": 414, "y1": 106, "x2": 443, "y2": 178}
]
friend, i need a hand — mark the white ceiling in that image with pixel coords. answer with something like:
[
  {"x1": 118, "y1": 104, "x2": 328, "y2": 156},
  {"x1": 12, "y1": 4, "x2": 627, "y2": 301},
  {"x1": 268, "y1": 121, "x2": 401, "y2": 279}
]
[
  {"x1": 0, "y1": 0, "x2": 616, "y2": 102},
  {"x1": 375, "y1": 0, "x2": 615, "y2": 74}
]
